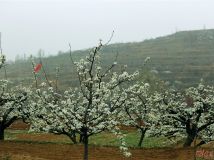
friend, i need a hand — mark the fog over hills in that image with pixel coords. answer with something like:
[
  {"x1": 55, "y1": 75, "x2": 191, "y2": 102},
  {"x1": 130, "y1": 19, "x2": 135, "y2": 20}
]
[{"x1": 1, "y1": 29, "x2": 214, "y2": 89}]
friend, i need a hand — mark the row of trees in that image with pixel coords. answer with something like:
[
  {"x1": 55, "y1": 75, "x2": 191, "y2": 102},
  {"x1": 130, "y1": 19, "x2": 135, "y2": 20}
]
[
  {"x1": 0, "y1": 54, "x2": 27, "y2": 139},
  {"x1": 0, "y1": 42, "x2": 214, "y2": 160}
]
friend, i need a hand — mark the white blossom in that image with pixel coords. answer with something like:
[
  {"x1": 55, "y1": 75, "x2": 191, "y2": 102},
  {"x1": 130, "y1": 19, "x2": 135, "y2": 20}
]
[
  {"x1": 149, "y1": 83, "x2": 214, "y2": 147},
  {"x1": 26, "y1": 42, "x2": 138, "y2": 158}
]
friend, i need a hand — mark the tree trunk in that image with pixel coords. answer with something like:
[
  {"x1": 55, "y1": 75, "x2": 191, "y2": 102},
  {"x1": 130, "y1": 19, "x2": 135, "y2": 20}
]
[
  {"x1": 0, "y1": 126, "x2": 5, "y2": 140},
  {"x1": 183, "y1": 134, "x2": 195, "y2": 147},
  {"x1": 79, "y1": 134, "x2": 83, "y2": 143},
  {"x1": 184, "y1": 120, "x2": 197, "y2": 147},
  {"x1": 196, "y1": 140, "x2": 205, "y2": 147},
  {"x1": 83, "y1": 135, "x2": 89, "y2": 160},
  {"x1": 138, "y1": 128, "x2": 147, "y2": 147}
]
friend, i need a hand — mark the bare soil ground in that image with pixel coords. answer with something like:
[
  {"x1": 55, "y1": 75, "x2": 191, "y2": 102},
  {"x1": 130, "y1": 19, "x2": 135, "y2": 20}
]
[
  {"x1": 8, "y1": 120, "x2": 30, "y2": 130},
  {"x1": 0, "y1": 141, "x2": 195, "y2": 160},
  {"x1": 2, "y1": 120, "x2": 212, "y2": 160}
]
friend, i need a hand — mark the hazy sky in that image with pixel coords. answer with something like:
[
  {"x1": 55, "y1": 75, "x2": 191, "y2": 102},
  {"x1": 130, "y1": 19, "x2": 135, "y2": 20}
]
[{"x1": 0, "y1": 0, "x2": 214, "y2": 60}]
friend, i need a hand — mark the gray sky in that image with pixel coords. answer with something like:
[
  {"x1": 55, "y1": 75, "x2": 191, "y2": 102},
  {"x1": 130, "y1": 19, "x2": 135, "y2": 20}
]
[{"x1": 0, "y1": 0, "x2": 214, "y2": 60}]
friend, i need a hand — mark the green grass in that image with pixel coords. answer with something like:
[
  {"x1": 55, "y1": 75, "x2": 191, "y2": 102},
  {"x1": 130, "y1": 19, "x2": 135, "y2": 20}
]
[
  {"x1": 124, "y1": 131, "x2": 168, "y2": 148},
  {"x1": 5, "y1": 129, "x2": 170, "y2": 148},
  {"x1": 5, "y1": 130, "x2": 28, "y2": 140}
]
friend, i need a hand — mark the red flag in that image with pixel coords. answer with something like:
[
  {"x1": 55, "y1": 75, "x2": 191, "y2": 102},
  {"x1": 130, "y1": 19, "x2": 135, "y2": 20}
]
[{"x1": 34, "y1": 63, "x2": 42, "y2": 73}]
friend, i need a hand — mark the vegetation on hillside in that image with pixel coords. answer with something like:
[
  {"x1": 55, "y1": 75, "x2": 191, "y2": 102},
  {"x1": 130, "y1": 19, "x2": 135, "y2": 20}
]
[{"x1": 1, "y1": 29, "x2": 214, "y2": 89}]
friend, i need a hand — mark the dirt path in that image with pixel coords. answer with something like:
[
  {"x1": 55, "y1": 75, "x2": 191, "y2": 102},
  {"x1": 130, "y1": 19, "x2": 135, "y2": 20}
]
[{"x1": 0, "y1": 141, "x2": 195, "y2": 160}]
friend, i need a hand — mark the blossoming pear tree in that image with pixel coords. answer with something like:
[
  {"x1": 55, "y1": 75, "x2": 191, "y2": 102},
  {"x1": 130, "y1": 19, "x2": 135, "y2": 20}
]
[
  {"x1": 25, "y1": 82, "x2": 80, "y2": 144},
  {"x1": 123, "y1": 82, "x2": 158, "y2": 147},
  {"x1": 0, "y1": 54, "x2": 27, "y2": 140},
  {"x1": 28, "y1": 41, "x2": 139, "y2": 160},
  {"x1": 150, "y1": 83, "x2": 214, "y2": 147}
]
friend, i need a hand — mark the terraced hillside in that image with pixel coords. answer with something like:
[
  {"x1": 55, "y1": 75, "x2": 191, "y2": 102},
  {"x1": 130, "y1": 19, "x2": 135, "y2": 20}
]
[{"x1": 1, "y1": 29, "x2": 214, "y2": 89}]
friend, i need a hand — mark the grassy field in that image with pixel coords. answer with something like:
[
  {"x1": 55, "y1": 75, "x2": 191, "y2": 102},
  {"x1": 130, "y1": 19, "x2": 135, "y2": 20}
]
[
  {"x1": 4, "y1": 129, "x2": 169, "y2": 148},
  {"x1": 1, "y1": 123, "x2": 213, "y2": 160}
]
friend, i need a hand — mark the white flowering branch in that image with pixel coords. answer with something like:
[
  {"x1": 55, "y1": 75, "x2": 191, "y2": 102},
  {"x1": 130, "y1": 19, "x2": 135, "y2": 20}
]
[
  {"x1": 149, "y1": 83, "x2": 214, "y2": 147},
  {"x1": 28, "y1": 41, "x2": 137, "y2": 160}
]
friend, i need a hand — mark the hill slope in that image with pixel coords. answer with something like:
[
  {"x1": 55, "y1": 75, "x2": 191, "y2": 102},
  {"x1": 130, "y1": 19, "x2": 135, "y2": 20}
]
[{"x1": 1, "y1": 29, "x2": 214, "y2": 89}]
